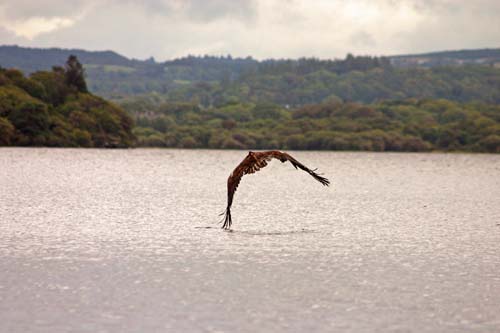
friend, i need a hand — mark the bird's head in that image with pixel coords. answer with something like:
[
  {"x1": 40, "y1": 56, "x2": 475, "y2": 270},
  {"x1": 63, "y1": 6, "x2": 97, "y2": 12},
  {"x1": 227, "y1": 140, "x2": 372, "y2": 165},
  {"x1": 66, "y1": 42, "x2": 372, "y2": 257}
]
[{"x1": 248, "y1": 151, "x2": 255, "y2": 156}]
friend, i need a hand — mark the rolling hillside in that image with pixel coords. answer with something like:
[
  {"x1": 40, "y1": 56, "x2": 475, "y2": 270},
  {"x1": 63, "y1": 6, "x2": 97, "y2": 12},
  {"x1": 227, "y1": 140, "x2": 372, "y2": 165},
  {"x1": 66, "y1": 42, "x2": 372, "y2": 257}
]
[{"x1": 2, "y1": 45, "x2": 500, "y2": 106}]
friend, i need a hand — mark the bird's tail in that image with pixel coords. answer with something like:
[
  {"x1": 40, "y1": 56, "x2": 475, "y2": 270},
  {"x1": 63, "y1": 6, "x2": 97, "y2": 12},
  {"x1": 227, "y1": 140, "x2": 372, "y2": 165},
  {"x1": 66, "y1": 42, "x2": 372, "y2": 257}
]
[{"x1": 219, "y1": 207, "x2": 232, "y2": 230}]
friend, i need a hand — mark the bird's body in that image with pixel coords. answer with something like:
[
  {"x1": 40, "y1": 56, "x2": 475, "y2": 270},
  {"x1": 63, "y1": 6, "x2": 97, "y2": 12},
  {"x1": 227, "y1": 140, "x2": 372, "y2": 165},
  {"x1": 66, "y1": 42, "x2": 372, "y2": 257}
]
[{"x1": 221, "y1": 150, "x2": 330, "y2": 230}]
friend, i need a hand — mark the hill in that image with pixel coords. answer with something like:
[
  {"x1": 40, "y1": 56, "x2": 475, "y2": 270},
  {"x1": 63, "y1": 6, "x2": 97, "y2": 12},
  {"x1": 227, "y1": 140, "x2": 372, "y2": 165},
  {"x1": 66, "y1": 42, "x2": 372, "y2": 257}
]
[
  {"x1": 2, "y1": 45, "x2": 500, "y2": 106},
  {"x1": 0, "y1": 50, "x2": 498, "y2": 152},
  {"x1": 0, "y1": 45, "x2": 132, "y2": 73},
  {"x1": 390, "y1": 48, "x2": 500, "y2": 68},
  {"x1": 0, "y1": 56, "x2": 135, "y2": 147},
  {"x1": 3, "y1": 45, "x2": 500, "y2": 73}
]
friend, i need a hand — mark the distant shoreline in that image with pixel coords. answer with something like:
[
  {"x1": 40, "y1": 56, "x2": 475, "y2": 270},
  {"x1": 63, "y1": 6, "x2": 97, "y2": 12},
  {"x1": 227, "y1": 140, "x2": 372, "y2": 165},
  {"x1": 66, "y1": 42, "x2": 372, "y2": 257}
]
[{"x1": 1, "y1": 147, "x2": 498, "y2": 155}]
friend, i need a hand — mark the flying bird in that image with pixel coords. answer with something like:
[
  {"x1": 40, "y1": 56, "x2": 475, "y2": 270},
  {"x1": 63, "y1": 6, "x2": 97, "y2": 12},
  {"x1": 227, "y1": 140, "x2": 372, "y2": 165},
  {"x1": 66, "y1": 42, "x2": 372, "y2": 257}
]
[{"x1": 221, "y1": 150, "x2": 330, "y2": 230}]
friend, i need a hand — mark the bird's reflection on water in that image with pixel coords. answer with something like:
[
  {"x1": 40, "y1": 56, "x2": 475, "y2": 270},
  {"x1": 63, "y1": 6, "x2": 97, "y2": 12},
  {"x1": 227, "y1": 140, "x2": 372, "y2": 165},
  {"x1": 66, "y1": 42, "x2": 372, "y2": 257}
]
[
  {"x1": 233, "y1": 229, "x2": 316, "y2": 236},
  {"x1": 195, "y1": 226, "x2": 316, "y2": 236}
]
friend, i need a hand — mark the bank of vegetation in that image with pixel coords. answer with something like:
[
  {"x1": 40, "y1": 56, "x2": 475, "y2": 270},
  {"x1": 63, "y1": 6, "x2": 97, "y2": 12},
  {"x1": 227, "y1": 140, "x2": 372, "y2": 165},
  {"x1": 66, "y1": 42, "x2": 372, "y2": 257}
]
[
  {"x1": 125, "y1": 98, "x2": 500, "y2": 153},
  {"x1": 0, "y1": 56, "x2": 134, "y2": 147},
  {"x1": 0, "y1": 51, "x2": 499, "y2": 152}
]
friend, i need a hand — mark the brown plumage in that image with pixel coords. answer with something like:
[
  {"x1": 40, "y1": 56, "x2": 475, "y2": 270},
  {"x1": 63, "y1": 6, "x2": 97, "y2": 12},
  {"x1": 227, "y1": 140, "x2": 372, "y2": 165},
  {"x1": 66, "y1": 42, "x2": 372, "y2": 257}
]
[{"x1": 220, "y1": 150, "x2": 330, "y2": 230}]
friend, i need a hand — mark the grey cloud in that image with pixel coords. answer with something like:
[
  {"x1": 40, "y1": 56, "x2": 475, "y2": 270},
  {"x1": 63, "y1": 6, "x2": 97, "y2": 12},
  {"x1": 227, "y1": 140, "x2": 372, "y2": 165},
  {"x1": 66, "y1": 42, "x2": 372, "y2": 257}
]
[
  {"x1": 350, "y1": 31, "x2": 377, "y2": 47},
  {"x1": 107, "y1": 0, "x2": 172, "y2": 14},
  {"x1": 0, "y1": 0, "x2": 89, "y2": 19},
  {"x1": 0, "y1": 26, "x2": 25, "y2": 43},
  {"x1": 183, "y1": 0, "x2": 258, "y2": 23},
  {"x1": 102, "y1": 0, "x2": 258, "y2": 23},
  {"x1": 389, "y1": 0, "x2": 500, "y2": 55},
  {"x1": 1, "y1": 0, "x2": 499, "y2": 60},
  {"x1": 399, "y1": 0, "x2": 452, "y2": 12},
  {"x1": 399, "y1": 0, "x2": 500, "y2": 15}
]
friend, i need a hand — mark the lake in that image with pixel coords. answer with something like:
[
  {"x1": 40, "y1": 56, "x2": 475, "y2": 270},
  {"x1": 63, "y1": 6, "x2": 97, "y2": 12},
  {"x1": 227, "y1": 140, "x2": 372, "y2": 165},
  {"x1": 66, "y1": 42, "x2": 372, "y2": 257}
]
[{"x1": 1, "y1": 148, "x2": 499, "y2": 332}]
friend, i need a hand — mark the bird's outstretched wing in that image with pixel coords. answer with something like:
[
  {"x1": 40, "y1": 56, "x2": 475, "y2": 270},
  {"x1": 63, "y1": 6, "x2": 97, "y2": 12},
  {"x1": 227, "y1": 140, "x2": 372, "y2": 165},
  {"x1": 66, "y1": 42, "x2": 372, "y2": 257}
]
[
  {"x1": 221, "y1": 151, "x2": 330, "y2": 230},
  {"x1": 259, "y1": 151, "x2": 330, "y2": 186}
]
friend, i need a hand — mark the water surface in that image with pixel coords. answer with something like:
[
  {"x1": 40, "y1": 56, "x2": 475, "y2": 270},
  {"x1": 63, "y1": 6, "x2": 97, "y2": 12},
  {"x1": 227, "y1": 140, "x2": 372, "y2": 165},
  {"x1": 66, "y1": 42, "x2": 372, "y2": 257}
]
[{"x1": 1, "y1": 149, "x2": 499, "y2": 332}]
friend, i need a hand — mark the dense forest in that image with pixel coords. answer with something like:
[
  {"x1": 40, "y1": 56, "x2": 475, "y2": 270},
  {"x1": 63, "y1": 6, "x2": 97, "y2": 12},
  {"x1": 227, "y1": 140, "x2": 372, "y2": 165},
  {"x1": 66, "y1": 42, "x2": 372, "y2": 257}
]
[
  {"x1": 62, "y1": 55, "x2": 500, "y2": 106},
  {"x1": 135, "y1": 63, "x2": 500, "y2": 107},
  {"x1": 2, "y1": 45, "x2": 500, "y2": 105},
  {"x1": 0, "y1": 47, "x2": 499, "y2": 152},
  {"x1": 125, "y1": 98, "x2": 500, "y2": 153},
  {"x1": 0, "y1": 56, "x2": 134, "y2": 147}
]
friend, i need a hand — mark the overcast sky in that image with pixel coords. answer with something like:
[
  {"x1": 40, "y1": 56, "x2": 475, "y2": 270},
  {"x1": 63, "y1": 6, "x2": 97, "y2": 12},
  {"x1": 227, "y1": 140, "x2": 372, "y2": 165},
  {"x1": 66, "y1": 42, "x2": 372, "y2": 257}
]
[{"x1": 0, "y1": 0, "x2": 499, "y2": 61}]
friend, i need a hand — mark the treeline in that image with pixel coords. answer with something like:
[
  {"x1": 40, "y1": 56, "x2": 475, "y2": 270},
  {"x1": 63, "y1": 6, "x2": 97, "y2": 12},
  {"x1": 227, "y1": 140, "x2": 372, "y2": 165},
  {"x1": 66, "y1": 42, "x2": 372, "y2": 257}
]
[
  {"x1": 3, "y1": 46, "x2": 500, "y2": 107},
  {"x1": 1, "y1": 53, "x2": 499, "y2": 152},
  {"x1": 105, "y1": 57, "x2": 500, "y2": 107},
  {"x1": 0, "y1": 56, "x2": 134, "y2": 147},
  {"x1": 140, "y1": 64, "x2": 500, "y2": 107},
  {"x1": 392, "y1": 48, "x2": 500, "y2": 67},
  {"x1": 125, "y1": 98, "x2": 500, "y2": 153},
  {"x1": 89, "y1": 54, "x2": 391, "y2": 98}
]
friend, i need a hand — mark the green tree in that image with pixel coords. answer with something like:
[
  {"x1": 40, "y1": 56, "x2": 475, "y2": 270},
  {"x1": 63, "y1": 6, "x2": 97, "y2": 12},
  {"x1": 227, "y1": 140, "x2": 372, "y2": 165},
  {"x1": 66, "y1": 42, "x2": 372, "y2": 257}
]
[
  {"x1": 8, "y1": 100, "x2": 50, "y2": 145},
  {"x1": 65, "y1": 55, "x2": 88, "y2": 93},
  {"x1": 0, "y1": 117, "x2": 15, "y2": 145}
]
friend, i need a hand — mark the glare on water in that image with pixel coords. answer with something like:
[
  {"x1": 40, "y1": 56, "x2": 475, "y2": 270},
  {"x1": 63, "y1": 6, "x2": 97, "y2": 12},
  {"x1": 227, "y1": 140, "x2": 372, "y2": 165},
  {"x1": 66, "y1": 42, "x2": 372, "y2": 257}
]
[{"x1": 0, "y1": 148, "x2": 499, "y2": 332}]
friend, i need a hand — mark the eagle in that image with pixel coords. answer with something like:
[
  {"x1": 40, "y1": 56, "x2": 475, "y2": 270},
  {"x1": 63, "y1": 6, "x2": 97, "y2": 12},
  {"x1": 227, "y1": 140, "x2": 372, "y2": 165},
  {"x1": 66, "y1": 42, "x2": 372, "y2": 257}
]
[{"x1": 221, "y1": 150, "x2": 330, "y2": 230}]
